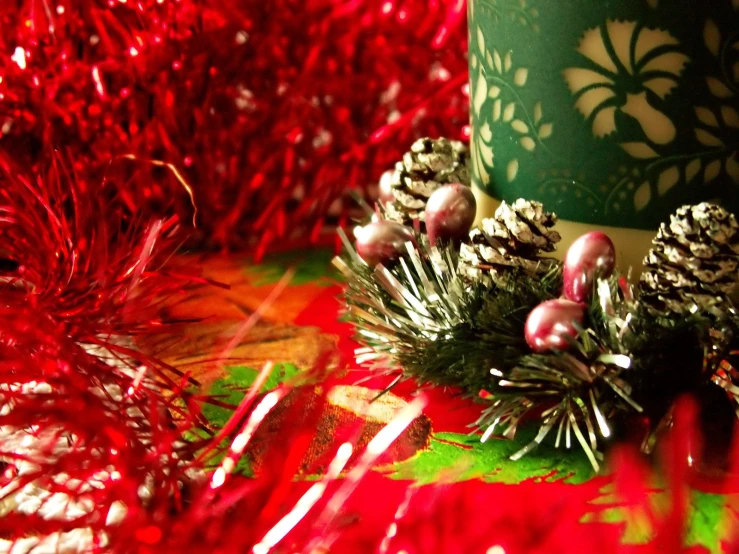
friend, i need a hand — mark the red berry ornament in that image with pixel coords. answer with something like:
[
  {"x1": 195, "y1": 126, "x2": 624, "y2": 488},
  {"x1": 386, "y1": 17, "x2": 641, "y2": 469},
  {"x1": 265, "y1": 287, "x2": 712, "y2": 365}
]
[
  {"x1": 563, "y1": 231, "x2": 616, "y2": 303},
  {"x1": 524, "y1": 299, "x2": 585, "y2": 353},
  {"x1": 355, "y1": 220, "x2": 416, "y2": 267},
  {"x1": 425, "y1": 184, "x2": 477, "y2": 246}
]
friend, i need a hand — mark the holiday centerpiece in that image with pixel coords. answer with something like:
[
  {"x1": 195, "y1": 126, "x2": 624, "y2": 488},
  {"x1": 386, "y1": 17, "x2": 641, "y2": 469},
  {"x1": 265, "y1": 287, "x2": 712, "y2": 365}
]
[{"x1": 335, "y1": 137, "x2": 739, "y2": 472}]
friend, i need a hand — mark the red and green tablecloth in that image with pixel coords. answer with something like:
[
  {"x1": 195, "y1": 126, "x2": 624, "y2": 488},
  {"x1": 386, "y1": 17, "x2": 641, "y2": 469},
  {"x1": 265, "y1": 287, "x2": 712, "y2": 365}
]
[{"x1": 138, "y1": 249, "x2": 735, "y2": 552}]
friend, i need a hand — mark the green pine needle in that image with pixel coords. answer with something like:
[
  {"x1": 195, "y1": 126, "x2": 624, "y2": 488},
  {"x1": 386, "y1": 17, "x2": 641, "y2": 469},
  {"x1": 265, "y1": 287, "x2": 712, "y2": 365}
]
[{"x1": 335, "y1": 236, "x2": 735, "y2": 471}]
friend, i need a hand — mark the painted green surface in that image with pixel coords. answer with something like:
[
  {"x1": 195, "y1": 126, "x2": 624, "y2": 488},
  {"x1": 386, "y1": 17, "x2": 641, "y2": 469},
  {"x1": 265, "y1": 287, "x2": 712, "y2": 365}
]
[
  {"x1": 244, "y1": 249, "x2": 339, "y2": 286},
  {"x1": 202, "y1": 363, "x2": 300, "y2": 429},
  {"x1": 596, "y1": 487, "x2": 727, "y2": 553},
  {"x1": 384, "y1": 429, "x2": 593, "y2": 485},
  {"x1": 198, "y1": 363, "x2": 299, "y2": 474},
  {"x1": 686, "y1": 492, "x2": 727, "y2": 554}
]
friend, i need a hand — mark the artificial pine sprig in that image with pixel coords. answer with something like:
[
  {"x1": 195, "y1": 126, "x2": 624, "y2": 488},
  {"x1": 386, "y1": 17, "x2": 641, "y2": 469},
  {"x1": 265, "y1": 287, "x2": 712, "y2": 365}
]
[
  {"x1": 404, "y1": 267, "x2": 562, "y2": 393},
  {"x1": 335, "y1": 235, "x2": 646, "y2": 470},
  {"x1": 478, "y1": 276, "x2": 643, "y2": 471},
  {"x1": 336, "y1": 197, "x2": 739, "y2": 472},
  {"x1": 334, "y1": 230, "x2": 561, "y2": 394}
]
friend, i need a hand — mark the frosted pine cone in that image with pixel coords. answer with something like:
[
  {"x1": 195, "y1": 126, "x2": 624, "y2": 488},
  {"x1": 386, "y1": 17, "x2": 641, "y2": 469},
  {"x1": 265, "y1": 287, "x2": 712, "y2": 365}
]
[
  {"x1": 640, "y1": 202, "x2": 739, "y2": 318},
  {"x1": 382, "y1": 137, "x2": 470, "y2": 226},
  {"x1": 459, "y1": 199, "x2": 561, "y2": 286}
]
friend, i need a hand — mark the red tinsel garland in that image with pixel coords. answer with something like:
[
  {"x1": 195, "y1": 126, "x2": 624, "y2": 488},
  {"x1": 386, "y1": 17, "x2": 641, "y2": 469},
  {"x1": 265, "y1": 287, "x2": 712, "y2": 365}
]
[
  {"x1": 0, "y1": 0, "x2": 469, "y2": 254},
  {"x1": 0, "y1": 157, "x2": 206, "y2": 551}
]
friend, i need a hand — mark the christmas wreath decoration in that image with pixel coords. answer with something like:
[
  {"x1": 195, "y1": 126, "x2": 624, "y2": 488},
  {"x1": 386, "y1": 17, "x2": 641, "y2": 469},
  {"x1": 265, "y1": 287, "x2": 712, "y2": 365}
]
[{"x1": 334, "y1": 137, "x2": 739, "y2": 471}]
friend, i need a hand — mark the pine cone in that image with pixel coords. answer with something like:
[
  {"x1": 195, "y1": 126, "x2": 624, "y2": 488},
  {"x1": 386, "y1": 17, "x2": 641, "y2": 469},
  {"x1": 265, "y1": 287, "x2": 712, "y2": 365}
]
[
  {"x1": 640, "y1": 203, "x2": 739, "y2": 317},
  {"x1": 459, "y1": 199, "x2": 561, "y2": 286},
  {"x1": 383, "y1": 137, "x2": 470, "y2": 225}
]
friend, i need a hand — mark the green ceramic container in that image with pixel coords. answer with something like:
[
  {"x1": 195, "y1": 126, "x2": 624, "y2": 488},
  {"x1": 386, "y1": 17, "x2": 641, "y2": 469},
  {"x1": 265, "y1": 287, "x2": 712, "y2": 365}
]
[{"x1": 468, "y1": 0, "x2": 739, "y2": 268}]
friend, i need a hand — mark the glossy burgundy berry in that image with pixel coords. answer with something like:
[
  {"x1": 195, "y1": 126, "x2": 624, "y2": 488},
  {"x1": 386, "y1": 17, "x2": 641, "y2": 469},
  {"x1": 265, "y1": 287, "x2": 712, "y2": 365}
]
[
  {"x1": 354, "y1": 220, "x2": 416, "y2": 267},
  {"x1": 424, "y1": 184, "x2": 477, "y2": 246},
  {"x1": 524, "y1": 299, "x2": 585, "y2": 353},
  {"x1": 563, "y1": 231, "x2": 616, "y2": 303}
]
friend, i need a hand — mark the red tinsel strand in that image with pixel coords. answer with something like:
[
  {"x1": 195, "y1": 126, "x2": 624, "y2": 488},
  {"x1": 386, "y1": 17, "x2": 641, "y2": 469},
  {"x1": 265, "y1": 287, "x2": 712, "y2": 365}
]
[
  {"x1": 0, "y1": 153, "x2": 206, "y2": 348},
  {"x1": 0, "y1": 0, "x2": 469, "y2": 252}
]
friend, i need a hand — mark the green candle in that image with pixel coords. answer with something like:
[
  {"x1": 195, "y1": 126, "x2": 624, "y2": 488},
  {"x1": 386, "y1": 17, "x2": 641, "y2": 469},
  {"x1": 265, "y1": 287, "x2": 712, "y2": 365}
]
[{"x1": 468, "y1": 0, "x2": 739, "y2": 269}]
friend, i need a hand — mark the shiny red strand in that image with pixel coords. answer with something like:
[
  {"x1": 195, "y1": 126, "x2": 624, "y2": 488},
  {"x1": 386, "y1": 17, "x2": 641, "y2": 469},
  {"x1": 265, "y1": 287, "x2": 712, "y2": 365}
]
[{"x1": 0, "y1": 0, "x2": 469, "y2": 253}]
